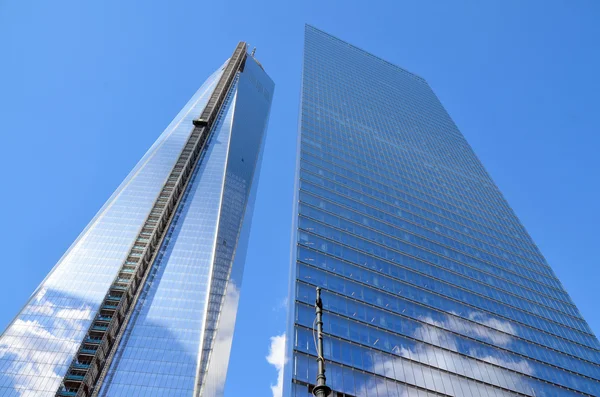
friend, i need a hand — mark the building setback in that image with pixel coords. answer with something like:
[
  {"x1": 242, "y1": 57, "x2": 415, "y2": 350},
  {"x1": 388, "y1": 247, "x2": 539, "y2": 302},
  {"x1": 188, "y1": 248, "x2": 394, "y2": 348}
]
[
  {"x1": 285, "y1": 25, "x2": 600, "y2": 397},
  {"x1": 0, "y1": 43, "x2": 273, "y2": 397}
]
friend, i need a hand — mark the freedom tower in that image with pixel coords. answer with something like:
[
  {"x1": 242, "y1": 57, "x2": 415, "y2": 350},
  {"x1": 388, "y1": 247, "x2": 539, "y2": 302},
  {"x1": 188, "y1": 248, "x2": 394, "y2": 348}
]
[
  {"x1": 285, "y1": 26, "x2": 600, "y2": 397},
  {"x1": 0, "y1": 43, "x2": 273, "y2": 396}
]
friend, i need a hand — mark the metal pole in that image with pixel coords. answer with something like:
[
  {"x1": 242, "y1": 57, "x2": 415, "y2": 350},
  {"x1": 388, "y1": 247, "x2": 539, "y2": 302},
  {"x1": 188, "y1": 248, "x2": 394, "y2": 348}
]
[{"x1": 313, "y1": 287, "x2": 331, "y2": 397}]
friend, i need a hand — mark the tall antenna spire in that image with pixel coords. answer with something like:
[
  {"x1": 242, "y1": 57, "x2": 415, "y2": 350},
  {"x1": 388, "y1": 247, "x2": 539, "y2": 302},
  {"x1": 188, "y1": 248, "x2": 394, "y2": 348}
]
[{"x1": 313, "y1": 287, "x2": 332, "y2": 397}]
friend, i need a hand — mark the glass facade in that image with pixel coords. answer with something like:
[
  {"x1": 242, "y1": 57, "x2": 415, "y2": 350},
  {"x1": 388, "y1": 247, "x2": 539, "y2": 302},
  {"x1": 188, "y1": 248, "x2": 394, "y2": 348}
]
[
  {"x1": 286, "y1": 25, "x2": 600, "y2": 397},
  {"x1": 0, "y1": 51, "x2": 273, "y2": 397}
]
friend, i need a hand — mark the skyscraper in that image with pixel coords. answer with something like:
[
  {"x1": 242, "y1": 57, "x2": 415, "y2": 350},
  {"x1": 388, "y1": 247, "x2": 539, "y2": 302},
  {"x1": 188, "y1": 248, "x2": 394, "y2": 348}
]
[
  {"x1": 0, "y1": 43, "x2": 273, "y2": 397},
  {"x1": 286, "y1": 25, "x2": 599, "y2": 397}
]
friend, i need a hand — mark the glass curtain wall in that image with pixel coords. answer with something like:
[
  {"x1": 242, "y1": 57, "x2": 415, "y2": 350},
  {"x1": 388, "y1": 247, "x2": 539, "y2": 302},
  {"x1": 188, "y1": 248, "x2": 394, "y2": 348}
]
[
  {"x1": 0, "y1": 53, "x2": 273, "y2": 397},
  {"x1": 286, "y1": 25, "x2": 600, "y2": 397}
]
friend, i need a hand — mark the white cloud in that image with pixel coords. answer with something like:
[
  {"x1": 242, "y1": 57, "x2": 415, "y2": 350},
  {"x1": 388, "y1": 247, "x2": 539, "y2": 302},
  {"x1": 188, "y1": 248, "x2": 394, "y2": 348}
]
[
  {"x1": 266, "y1": 333, "x2": 287, "y2": 397},
  {"x1": 0, "y1": 289, "x2": 93, "y2": 396},
  {"x1": 379, "y1": 312, "x2": 534, "y2": 393},
  {"x1": 200, "y1": 283, "x2": 241, "y2": 396},
  {"x1": 467, "y1": 311, "x2": 516, "y2": 346},
  {"x1": 273, "y1": 296, "x2": 289, "y2": 312}
]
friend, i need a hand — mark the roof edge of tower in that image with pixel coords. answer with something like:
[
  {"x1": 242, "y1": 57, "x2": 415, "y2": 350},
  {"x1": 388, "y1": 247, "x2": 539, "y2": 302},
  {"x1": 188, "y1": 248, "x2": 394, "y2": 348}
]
[{"x1": 304, "y1": 24, "x2": 427, "y2": 83}]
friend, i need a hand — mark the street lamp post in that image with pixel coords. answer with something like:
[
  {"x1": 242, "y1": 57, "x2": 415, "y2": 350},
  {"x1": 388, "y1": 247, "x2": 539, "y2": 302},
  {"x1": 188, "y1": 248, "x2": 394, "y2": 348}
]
[{"x1": 313, "y1": 287, "x2": 332, "y2": 397}]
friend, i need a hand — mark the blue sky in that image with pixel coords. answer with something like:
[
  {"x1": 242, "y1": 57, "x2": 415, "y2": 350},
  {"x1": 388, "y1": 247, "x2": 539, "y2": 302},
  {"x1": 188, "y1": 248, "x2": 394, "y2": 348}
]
[{"x1": 0, "y1": 1, "x2": 599, "y2": 396}]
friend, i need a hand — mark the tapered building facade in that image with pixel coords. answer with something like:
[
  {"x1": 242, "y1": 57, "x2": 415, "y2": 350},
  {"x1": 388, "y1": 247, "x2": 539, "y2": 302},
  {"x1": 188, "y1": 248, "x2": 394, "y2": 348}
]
[
  {"x1": 285, "y1": 26, "x2": 600, "y2": 397},
  {"x1": 0, "y1": 43, "x2": 273, "y2": 397}
]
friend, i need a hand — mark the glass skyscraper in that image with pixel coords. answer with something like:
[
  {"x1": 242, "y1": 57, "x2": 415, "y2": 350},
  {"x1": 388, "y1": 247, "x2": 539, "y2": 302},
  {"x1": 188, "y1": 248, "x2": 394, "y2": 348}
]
[
  {"x1": 0, "y1": 43, "x2": 273, "y2": 397},
  {"x1": 286, "y1": 25, "x2": 600, "y2": 397}
]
